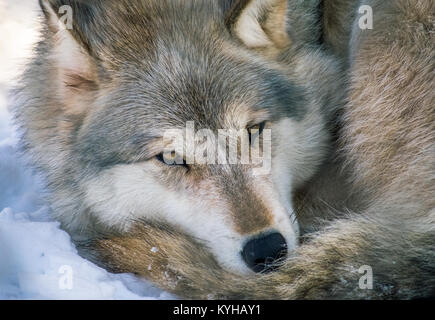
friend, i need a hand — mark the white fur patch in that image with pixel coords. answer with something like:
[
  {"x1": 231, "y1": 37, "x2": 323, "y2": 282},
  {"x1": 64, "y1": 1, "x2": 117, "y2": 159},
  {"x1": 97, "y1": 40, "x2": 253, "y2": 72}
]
[
  {"x1": 83, "y1": 156, "x2": 299, "y2": 274},
  {"x1": 234, "y1": 0, "x2": 275, "y2": 48}
]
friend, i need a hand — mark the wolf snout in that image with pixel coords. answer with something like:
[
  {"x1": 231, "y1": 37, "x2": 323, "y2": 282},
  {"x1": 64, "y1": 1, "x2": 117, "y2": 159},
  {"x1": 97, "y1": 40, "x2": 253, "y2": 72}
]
[{"x1": 241, "y1": 232, "x2": 288, "y2": 273}]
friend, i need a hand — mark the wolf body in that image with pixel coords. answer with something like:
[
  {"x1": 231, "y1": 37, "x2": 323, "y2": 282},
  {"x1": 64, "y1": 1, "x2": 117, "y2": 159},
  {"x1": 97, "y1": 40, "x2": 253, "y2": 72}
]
[{"x1": 14, "y1": 0, "x2": 434, "y2": 298}]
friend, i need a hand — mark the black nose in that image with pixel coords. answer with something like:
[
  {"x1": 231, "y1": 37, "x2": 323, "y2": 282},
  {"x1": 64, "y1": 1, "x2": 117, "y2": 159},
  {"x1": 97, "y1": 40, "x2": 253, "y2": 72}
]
[{"x1": 241, "y1": 232, "x2": 288, "y2": 273}]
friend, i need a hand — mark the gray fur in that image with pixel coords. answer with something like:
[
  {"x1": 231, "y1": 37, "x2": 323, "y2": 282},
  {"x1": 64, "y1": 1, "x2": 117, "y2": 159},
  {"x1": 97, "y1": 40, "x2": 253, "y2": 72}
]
[{"x1": 13, "y1": 0, "x2": 434, "y2": 299}]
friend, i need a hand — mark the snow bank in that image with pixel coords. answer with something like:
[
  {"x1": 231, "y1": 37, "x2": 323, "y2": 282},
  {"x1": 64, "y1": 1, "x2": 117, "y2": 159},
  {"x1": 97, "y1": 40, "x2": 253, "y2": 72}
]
[{"x1": 0, "y1": 208, "x2": 166, "y2": 300}]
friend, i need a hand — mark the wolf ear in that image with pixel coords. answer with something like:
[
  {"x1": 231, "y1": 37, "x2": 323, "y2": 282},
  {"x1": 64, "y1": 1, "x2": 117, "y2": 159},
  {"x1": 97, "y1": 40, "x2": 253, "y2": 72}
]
[
  {"x1": 225, "y1": 0, "x2": 290, "y2": 49},
  {"x1": 40, "y1": 0, "x2": 97, "y2": 113}
]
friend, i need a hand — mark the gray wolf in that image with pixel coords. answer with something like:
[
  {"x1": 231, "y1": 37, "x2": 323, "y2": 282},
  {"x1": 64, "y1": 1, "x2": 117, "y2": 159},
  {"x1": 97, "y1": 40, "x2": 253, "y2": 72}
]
[{"x1": 14, "y1": 0, "x2": 434, "y2": 298}]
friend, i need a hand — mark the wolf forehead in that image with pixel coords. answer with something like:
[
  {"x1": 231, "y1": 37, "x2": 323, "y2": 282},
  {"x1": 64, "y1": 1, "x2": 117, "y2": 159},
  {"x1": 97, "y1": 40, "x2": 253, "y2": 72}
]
[
  {"x1": 52, "y1": 0, "x2": 307, "y2": 120},
  {"x1": 60, "y1": 0, "x2": 307, "y2": 167},
  {"x1": 77, "y1": 62, "x2": 305, "y2": 168}
]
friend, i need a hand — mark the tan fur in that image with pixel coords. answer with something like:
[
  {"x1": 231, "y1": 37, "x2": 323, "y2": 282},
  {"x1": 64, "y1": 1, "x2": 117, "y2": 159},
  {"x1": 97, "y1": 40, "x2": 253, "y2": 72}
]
[
  {"x1": 263, "y1": 0, "x2": 292, "y2": 49},
  {"x1": 14, "y1": 0, "x2": 434, "y2": 299},
  {"x1": 88, "y1": 0, "x2": 435, "y2": 299}
]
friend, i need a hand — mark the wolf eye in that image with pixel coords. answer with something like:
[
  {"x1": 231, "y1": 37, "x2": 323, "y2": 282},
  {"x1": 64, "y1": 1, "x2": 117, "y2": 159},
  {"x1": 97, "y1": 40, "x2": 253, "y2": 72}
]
[
  {"x1": 248, "y1": 122, "x2": 266, "y2": 145},
  {"x1": 155, "y1": 152, "x2": 189, "y2": 169}
]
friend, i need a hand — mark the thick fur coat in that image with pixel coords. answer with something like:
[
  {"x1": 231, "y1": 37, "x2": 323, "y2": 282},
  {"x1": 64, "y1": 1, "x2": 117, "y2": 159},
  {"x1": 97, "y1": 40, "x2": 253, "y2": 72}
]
[{"x1": 14, "y1": 0, "x2": 434, "y2": 299}]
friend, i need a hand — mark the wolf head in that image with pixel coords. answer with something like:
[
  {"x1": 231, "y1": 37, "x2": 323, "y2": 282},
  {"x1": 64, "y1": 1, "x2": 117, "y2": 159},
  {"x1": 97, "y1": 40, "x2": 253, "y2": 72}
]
[{"x1": 17, "y1": 0, "x2": 341, "y2": 274}]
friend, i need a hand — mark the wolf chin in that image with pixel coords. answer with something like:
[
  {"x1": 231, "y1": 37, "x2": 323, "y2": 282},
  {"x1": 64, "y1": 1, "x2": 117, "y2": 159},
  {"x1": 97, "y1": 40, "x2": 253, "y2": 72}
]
[{"x1": 14, "y1": 0, "x2": 434, "y2": 299}]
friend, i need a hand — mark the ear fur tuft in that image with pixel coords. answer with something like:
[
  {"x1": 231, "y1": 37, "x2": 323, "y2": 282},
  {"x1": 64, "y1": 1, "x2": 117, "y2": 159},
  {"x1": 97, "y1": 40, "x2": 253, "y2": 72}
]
[
  {"x1": 40, "y1": 0, "x2": 98, "y2": 114},
  {"x1": 228, "y1": 0, "x2": 291, "y2": 49}
]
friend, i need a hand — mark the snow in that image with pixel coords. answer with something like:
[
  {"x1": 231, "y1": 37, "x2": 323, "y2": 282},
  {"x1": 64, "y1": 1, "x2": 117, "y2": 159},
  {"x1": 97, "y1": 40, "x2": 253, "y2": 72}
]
[{"x1": 0, "y1": 0, "x2": 172, "y2": 300}]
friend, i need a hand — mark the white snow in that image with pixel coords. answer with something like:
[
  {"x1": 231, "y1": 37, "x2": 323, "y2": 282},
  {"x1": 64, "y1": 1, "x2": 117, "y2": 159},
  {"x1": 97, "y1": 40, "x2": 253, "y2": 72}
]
[{"x1": 0, "y1": 0, "x2": 172, "y2": 300}]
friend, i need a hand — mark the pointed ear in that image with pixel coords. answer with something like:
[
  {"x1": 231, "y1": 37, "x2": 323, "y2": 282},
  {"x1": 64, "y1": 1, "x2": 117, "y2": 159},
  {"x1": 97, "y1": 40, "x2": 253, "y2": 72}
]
[
  {"x1": 40, "y1": 0, "x2": 97, "y2": 114},
  {"x1": 226, "y1": 0, "x2": 290, "y2": 49}
]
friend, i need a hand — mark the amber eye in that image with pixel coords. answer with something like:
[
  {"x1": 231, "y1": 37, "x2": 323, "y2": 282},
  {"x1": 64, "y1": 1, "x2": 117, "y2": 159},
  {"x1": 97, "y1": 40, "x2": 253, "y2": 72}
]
[
  {"x1": 248, "y1": 122, "x2": 266, "y2": 145},
  {"x1": 155, "y1": 152, "x2": 189, "y2": 169}
]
